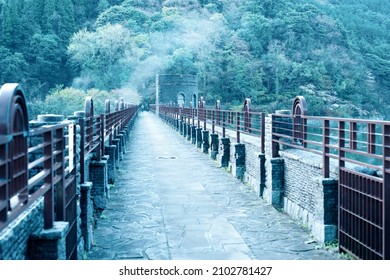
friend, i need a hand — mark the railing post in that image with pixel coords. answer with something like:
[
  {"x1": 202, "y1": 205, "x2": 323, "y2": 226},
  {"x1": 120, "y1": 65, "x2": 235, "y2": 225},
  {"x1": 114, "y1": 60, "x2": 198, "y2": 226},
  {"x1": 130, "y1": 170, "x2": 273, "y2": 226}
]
[
  {"x1": 55, "y1": 127, "x2": 66, "y2": 221},
  {"x1": 216, "y1": 100, "x2": 220, "y2": 126},
  {"x1": 244, "y1": 98, "x2": 251, "y2": 133},
  {"x1": 236, "y1": 112, "x2": 240, "y2": 144},
  {"x1": 261, "y1": 112, "x2": 265, "y2": 154},
  {"x1": 323, "y1": 119, "x2": 330, "y2": 178},
  {"x1": 79, "y1": 118, "x2": 85, "y2": 184},
  {"x1": 383, "y1": 124, "x2": 390, "y2": 259},
  {"x1": 271, "y1": 114, "x2": 279, "y2": 158},
  {"x1": 212, "y1": 109, "x2": 215, "y2": 134},
  {"x1": 222, "y1": 111, "x2": 226, "y2": 138},
  {"x1": 43, "y1": 129, "x2": 54, "y2": 229}
]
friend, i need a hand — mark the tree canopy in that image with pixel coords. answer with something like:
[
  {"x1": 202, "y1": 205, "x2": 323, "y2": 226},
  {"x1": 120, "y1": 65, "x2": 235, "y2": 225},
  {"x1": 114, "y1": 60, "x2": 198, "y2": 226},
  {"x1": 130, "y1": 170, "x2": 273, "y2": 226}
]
[{"x1": 1, "y1": 0, "x2": 389, "y2": 118}]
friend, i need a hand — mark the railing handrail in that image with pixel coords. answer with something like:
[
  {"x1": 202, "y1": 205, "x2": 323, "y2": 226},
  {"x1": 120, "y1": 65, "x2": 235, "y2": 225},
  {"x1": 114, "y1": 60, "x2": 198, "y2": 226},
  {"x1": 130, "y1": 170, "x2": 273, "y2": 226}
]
[{"x1": 0, "y1": 82, "x2": 139, "y2": 233}]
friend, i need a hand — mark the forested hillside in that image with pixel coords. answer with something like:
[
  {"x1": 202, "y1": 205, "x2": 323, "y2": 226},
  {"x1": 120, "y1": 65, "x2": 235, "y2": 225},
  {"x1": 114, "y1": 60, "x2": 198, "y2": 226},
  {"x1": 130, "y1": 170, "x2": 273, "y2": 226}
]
[{"x1": 1, "y1": 0, "x2": 389, "y2": 118}]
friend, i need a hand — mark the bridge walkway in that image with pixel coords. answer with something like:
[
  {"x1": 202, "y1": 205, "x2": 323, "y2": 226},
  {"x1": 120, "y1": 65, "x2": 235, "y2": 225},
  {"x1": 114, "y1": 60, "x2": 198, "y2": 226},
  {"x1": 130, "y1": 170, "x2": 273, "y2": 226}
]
[{"x1": 87, "y1": 111, "x2": 340, "y2": 260}]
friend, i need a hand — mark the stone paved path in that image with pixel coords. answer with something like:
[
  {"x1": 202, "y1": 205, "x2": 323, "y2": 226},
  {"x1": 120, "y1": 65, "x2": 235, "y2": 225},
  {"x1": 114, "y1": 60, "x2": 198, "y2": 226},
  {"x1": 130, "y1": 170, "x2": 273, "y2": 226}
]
[{"x1": 87, "y1": 111, "x2": 341, "y2": 260}]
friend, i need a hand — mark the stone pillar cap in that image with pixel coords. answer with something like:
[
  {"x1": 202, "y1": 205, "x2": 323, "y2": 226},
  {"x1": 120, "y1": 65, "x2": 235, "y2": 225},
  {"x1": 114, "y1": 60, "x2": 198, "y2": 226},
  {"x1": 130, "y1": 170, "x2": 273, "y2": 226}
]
[
  {"x1": 275, "y1": 110, "x2": 291, "y2": 115},
  {"x1": 37, "y1": 114, "x2": 65, "y2": 123}
]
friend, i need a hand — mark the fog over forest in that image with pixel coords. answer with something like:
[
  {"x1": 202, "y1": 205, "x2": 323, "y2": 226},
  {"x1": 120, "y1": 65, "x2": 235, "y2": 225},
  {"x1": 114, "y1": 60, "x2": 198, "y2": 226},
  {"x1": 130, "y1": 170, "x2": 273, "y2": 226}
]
[{"x1": 1, "y1": 0, "x2": 389, "y2": 119}]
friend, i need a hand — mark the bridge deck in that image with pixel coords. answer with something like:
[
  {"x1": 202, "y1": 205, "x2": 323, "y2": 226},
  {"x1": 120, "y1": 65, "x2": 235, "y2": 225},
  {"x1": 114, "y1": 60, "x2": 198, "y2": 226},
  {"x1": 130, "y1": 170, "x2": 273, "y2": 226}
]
[{"x1": 87, "y1": 112, "x2": 339, "y2": 260}]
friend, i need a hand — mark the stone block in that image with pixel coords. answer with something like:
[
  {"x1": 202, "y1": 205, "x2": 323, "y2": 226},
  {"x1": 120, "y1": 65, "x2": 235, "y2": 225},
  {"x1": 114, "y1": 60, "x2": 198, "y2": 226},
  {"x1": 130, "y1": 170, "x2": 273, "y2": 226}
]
[
  {"x1": 27, "y1": 222, "x2": 69, "y2": 260},
  {"x1": 196, "y1": 127, "x2": 202, "y2": 149},
  {"x1": 104, "y1": 145, "x2": 116, "y2": 184},
  {"x1": 210, "y1": 133, "x2": 219, "y2": 160},
  {"x1": 202, "y1": 130, "x2": 210, "y2": 154},
  {"x1": 218, "y1": 137, "x2": 230, "y2": 168},
  {"x1": 270, "y1": 158, "x2": 284, "y2": 208},
  {"x1": 232, "y1": 144, "x2": 245, "y2": 180},
  {"x1": 191, "y1": 126, "x2": 196, "y2": 144},
  {"x1": 89, "y1": 160, "x2": 108, "y2": 213},
  {"x1": 80, "y1": 182, "x2": 93, "y2": 251}
]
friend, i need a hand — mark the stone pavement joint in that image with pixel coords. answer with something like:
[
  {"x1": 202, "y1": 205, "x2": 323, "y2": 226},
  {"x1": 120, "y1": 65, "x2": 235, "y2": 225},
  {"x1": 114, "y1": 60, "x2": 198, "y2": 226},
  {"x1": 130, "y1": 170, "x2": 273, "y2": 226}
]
[{"x1": 87, "y1": 112, "x2": 341, "y2": 260}]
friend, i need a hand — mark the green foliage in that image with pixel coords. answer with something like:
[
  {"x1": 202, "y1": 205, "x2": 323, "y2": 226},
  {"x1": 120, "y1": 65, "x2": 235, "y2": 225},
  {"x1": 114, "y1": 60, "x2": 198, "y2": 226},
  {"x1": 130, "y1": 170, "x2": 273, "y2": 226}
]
[
  {"x1": 0, "y1": 46, "x2": 28, "y2": 84},
  {"x1": 28, "y1": 86, "x2": 140, "y2": 120},
  {"x1": 1, "y1": 0, "x2": 390, "y2": 119},
  {"x1": 68, "y1": 24, "x2": 136, "y2": 90}
]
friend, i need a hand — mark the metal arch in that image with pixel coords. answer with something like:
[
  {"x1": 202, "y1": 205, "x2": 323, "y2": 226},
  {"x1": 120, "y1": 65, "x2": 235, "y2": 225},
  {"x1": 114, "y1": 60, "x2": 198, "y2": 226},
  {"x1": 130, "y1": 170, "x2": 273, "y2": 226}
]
[
  {"x1": 244, "y1": 98, "x2": 251, "y2": 111},
  {"x1": 292, "y1": 96, "x2": 307, "y2": 117},
  {"x1": 0, "y1": 83, "x2": 29, "y2": 137},
  {"x1": 244, "y1": 98, "x2": 251, "y2": 132},
  {"x1": 198, "y1": 96, "x2": 204, "y2": 109},
  {"x1": 105, "y1": 99, "x2": 110, "y2": 114},
  {"x1": 292, "y1": 96, "x2": 308, "y2": 147},
  {"x1": 85, "y1": 96, "x2": 94, "y2": 118},
  {"x1": 216, "y1": 100, "x2": 221, "y2": 126}
]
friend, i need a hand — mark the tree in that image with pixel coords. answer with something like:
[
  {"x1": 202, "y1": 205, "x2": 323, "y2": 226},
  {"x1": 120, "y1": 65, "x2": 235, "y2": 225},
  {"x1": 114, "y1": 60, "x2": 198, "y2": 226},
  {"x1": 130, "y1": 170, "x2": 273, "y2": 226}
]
[
  {"x1": 68, "y1": 24, "x2": 136, "y2": 90},
  {"x1": 0, "y1": 46, "x2": 28, "y2": 85}
]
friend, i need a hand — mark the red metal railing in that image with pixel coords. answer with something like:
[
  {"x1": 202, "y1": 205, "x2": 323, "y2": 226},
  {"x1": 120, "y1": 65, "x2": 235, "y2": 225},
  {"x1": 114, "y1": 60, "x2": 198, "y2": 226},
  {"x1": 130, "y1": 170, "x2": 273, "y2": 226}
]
[
  {"x1": 153, "y1": 98, "x2": 266, "y2": 153},
  {"x1": 79, "y1": 98, "x2": 138, "y2": 184},
  {"x1": 271, "y1": 96, "x2": 390, "y2": 260},
  {"x1": 0, "y1": 83, "x2": 138, "y2": 260},
  {"x1": 153, "y1": 95, "x2": 390, "y2": 259}
]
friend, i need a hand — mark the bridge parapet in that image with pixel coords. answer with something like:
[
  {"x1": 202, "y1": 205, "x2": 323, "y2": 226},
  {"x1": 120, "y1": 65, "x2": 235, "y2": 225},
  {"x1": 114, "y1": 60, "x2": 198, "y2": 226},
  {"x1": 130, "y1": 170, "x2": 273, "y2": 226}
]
[
  {"x1": 153, "y1": 95, "x2": 390, "y2": 260},
  {"x1": 0, "y1": 83, "x2": 139, "y2": 259}
]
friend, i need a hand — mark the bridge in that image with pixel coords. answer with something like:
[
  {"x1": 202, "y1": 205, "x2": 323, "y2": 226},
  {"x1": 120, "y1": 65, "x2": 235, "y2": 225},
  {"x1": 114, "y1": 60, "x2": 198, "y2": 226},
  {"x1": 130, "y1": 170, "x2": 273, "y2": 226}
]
[{"x1": 0, "y1": 83, "x2": 389, "y2": 260}]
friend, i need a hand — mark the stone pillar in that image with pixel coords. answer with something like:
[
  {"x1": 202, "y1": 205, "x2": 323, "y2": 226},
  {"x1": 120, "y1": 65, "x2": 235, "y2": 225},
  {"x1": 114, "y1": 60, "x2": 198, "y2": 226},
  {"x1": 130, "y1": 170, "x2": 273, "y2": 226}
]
[
  {"x1": 191, "y1": 126, "x2": 196, "y2": 144},
  {"x1": 218, "y1": 138, "x2": 230, "y2": 168},
  {"x1": 202, "y1": 130, "x2": 210, "y2": 154},
  {"x1": 271, "y1": 158, "x2": 284, "y2": 208},
  {"x1": 259, "y1": 154, "x2": 266, "y2": 197},
  {"x1": 27, "y1": 222, "x2": 69, "y2": 260},
  {"x1": 313, "y1": 178, "x2": 338, "y2": 243},
  {"x1": 80, "y1": 182, "x2": 93, "y2": 251},
  {"x1": 104, "y1": 145, "x2": 117, "y2": 184},
  {"x1": 175, "y1": 119, "x2": 179, "y2": 131},
  {"x1": 119, "y1": 130, "x2": 127, "y2": 153},
  {"x1": 89, "y1": 159, "x2": 108, "y2": 215},
  {"x1": 210, "y1": 133, "x2": 219, "y2": 160},
  {"x1": 183, "y1": 122, "x2": 187, "y2": 138},
  {"x1": 179, "y1": 120, "x2": 183, "y2": 135},
  {"x1": 196, "y1": 127, "x2": 202, "y2": 148},
  {"x1": 112, "y1": 138, "x2": 121, "y2": 163},
  {"x1": 118, "y1": 133, "x2": 125, "y2": 155},
  {"x1": 233, "y1": 144, "x2": 245, "y2": 180},
  {"x1": 187, "y1": 124, "x2": 191, "y2": 141}
]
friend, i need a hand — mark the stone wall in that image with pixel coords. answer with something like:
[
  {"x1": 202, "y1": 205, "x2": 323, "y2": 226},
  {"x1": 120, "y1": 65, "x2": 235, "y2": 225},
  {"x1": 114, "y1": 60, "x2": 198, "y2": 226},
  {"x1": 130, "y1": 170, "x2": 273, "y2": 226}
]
[
  {"x1": 280, "y1": 149, "x2": 338, "y2": 242},
  {"x1": 156, "y1": 74, "x2": 198, "y2": 107},
  {"x1": 0, "y1": 198, "x2": 44, "y2": 259}
]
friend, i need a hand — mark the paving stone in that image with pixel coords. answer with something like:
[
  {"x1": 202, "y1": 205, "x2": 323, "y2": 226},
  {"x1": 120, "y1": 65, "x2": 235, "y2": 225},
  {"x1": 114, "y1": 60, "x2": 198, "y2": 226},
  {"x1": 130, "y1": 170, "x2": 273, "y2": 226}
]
[{"x1": 87, "y1": 112, "x2": 340, "y2": 260}]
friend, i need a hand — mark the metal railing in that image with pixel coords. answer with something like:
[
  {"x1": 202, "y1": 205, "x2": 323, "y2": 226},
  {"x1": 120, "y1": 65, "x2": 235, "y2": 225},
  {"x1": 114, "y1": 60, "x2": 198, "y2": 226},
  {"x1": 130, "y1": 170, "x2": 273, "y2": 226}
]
[
  {"x1": 0, "y1": 83, "x2": 138, "y2": 259},
  {"x1": 152, "y1": 95, "x2": 390, "y2": 260},
  {"x1": 271, "y1": 96, "x2": 390, "y2": 260},
  {"x1": 152, "y1": 97, "x2": 266, "y2": 152}
]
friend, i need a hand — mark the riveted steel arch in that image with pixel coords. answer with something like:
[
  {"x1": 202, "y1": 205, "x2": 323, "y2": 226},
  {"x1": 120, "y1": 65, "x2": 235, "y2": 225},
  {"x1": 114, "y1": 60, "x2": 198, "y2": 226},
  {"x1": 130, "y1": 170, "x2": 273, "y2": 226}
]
[
  {"x1": 292, "y1": 96, "x2": 307, "y2": 147},
  {"x1": 244, "y1": 98, "x2": 251, "y2": 132},
  {"x1": 0, "y1": 83, "x2": 29, "y2": 224},
  {"x1": 85, "y1": 96, "x2": 94, "y2": 118}
]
